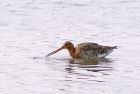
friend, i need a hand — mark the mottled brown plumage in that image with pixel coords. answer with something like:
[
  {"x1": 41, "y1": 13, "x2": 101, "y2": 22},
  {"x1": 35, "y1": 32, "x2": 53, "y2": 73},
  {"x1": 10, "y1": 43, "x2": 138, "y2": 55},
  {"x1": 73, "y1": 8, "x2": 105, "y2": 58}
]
[{"x1": 46, "y1": 41, "x2": 117, "y2": 59}]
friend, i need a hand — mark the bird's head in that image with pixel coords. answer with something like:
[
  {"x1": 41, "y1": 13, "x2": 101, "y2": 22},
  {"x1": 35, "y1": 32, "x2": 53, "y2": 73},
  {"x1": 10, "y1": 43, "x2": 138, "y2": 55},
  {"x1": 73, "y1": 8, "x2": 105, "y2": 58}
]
[
  {"x1": 46, "y1": 41, "x2": 74, "y2": 57},
  {"x1": 63, "y1": 41, "x2": 74, "y2": 49}
]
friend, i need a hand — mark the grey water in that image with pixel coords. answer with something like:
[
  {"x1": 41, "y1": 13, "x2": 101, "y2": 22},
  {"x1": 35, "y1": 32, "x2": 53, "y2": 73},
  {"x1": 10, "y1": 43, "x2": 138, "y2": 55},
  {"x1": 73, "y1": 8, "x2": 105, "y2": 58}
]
[{"x1": 0, "y1": 0, "x2": 140, "y2": 94}]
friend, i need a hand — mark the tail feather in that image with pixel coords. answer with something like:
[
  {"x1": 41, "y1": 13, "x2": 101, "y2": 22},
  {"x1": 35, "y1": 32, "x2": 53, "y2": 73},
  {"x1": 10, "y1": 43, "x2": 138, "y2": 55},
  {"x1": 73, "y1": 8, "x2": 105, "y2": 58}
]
[
  {"x1": 113, "y1": 46, "x2": 117, "y2": 49},
  {"x1": 105, "y1": 46, "x2": 117, "y2": 53}
]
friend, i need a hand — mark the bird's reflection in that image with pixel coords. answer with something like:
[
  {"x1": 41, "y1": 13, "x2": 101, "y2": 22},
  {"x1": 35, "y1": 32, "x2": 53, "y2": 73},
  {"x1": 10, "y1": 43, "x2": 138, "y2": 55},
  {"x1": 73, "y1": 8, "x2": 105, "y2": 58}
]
[
  {"x1": 44, "y1": 56, "x2": 113, "y2": 73},
  {"x1": 69, "y1": 57, "x2": 112, "y2": 65},
  {"x1": 65, "y1": 57, "x2": 113, "y2": 73},
  {"x1": 64, "y1": 58, "x2": 114, "y2": 83},
  {"x1": 44, "y1": 56, "x2": 114, "y2": 82}
]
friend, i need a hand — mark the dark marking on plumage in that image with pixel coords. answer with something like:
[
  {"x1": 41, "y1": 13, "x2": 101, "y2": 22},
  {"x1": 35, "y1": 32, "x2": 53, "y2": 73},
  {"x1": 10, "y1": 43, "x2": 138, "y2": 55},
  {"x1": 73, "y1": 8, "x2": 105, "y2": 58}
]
[{"x1": 76, "y1": 43, "x2": 117, "y2": 58}]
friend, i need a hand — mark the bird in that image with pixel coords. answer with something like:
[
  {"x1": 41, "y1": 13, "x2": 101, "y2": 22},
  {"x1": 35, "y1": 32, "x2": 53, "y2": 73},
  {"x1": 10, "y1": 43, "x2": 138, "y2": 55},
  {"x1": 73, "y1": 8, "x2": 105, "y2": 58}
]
[{"x1": 46, "y1": 41, "x2": 117, "y2": 59}]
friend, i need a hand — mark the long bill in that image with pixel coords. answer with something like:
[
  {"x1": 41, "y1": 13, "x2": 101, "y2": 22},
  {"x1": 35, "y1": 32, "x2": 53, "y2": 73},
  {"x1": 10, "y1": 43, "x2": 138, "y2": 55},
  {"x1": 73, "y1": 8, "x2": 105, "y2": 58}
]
[{"x1": 46, "y1": 46, "x2": 64, "y2": 57}]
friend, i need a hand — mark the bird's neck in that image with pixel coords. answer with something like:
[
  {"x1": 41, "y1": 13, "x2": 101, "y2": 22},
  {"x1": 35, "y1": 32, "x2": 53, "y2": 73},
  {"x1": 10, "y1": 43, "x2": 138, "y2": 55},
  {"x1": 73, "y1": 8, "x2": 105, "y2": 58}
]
[{"x1": 67, "y1": 47, "x2": 76, "y2": 58}]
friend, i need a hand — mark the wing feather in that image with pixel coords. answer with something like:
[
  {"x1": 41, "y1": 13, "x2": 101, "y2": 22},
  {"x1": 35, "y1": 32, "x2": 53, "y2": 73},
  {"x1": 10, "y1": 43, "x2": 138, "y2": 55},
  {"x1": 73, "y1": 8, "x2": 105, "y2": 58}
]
[{"x1": 75, "y1": 43, "x2": 116, "y2": 58}]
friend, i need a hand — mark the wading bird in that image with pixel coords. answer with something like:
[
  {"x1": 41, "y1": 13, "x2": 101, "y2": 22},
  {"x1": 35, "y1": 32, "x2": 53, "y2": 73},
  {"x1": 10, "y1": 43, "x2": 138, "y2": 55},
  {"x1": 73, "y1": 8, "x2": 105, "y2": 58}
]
[{"x1": 46, "y1": 41, "x2": 117, "y2": 59}]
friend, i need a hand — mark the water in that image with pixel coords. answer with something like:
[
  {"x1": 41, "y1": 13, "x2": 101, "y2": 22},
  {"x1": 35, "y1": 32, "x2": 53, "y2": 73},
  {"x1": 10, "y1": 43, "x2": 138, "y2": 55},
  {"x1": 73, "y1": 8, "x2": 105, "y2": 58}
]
[{"x1": 0, "y1": 0, "x2": 140, "y2": 94}]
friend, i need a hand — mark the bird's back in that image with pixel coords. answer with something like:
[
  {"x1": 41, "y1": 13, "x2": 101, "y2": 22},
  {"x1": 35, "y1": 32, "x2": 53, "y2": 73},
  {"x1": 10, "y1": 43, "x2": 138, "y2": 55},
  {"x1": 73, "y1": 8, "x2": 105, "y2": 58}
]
[{"x1": 75, "y1": 42, "x2": 116, "y2": 59}]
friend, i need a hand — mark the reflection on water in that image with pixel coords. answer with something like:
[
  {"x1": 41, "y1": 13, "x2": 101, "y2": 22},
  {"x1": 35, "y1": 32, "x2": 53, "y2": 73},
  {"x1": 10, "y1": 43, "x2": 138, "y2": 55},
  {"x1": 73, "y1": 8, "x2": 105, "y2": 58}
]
[
  {"x1": 44, "y1": 56, "x2": 113, "y2": 83},
  {"x1": 58, "y1": 57, "x2": 113, "y2": 84},
  {"x1": 65, "y1": 58, "x2": 113, "y2": 73},
  {"x1": 69, "y1": 58, "x2": 112, "y2": 65}
]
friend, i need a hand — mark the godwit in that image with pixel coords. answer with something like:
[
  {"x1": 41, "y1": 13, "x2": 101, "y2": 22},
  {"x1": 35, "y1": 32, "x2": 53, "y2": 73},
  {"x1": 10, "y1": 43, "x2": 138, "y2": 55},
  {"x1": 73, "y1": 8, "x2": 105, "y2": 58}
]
[{"x1": 46, "y1": 41, "x2": 117, "y2": 59}]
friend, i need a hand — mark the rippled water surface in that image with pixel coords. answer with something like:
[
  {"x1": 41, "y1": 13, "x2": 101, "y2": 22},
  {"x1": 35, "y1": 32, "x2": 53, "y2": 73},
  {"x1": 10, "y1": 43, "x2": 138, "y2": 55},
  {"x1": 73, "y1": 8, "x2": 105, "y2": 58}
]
[{"x1": 0, "y1": 0, "x2": 140, "y2": 94}]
